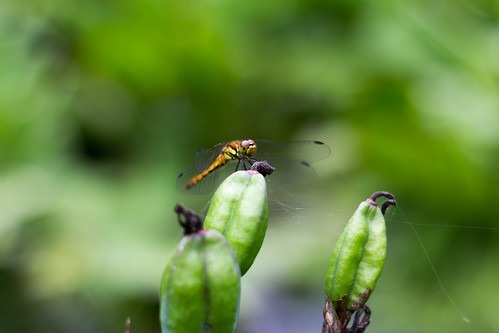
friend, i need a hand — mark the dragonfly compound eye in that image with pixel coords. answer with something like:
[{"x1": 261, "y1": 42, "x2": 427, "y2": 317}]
[{"x1": 240, "y1": 139, "x2": 257, "y2": 157}]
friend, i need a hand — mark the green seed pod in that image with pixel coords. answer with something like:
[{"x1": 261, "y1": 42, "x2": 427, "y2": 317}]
[
  {"x1": 325, "y1": 192, "x2": 396, "y2": 311},
  {"x1": 204, "y1": 170, "x2": 269, "y2": 276},
  {"x1": 160, "y1": 205, "x2": 241, "y2": 333}
]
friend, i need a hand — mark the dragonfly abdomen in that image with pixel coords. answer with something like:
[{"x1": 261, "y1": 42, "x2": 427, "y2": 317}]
[{"x1": 185, "y1": 148, "x2": 235, "y2": 189}]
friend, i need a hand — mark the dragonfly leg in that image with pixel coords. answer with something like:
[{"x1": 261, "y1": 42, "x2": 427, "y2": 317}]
[
  {"x1": 245, "y1": 158, "x2": 255, "y2": 170},
  {"x1": 241, "y1": 158, "x2": 254, "y2": 171},
  {"x1": 235, "y1": 160, "x2": 241, "y2": 172}
]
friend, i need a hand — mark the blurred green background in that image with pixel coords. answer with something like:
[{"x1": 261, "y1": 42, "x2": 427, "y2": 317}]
[{"x1": 1, "y1": 0, "x2": 498, "y2": 332}]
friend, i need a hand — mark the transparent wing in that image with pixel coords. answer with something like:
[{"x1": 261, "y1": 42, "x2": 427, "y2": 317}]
[
  {"x1": 192, "y1": 142, "x2": 228, "y2": 172},
  {"x1": 252, "y1": 140, "x2": 331, "y2": 164},
  {"x1": 261, "y1": 157, "x2": 318, "y2": 189},
  {"x1": 249, "y1": 140, "x2": 330, "y2": 193}
]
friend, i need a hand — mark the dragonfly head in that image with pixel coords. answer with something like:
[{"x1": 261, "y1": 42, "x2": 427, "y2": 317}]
[{"x1": 240, "y1": 139, "x2": 257, "y2": 157}]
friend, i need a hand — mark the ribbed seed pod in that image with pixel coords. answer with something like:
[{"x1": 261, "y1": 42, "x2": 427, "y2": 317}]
[
  {"x1": 160, "y1": 205, "x2": 241, "y2": 333},
  {"x1": 325, "y1": 192, "x2": 396, "y2": 311},
  {"x1": 204, "y1": 170, "x2": 269, "y2": 276}
]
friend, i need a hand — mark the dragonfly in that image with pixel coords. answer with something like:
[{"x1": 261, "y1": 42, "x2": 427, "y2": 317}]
[{"x1": 177, "y1": 139, "x2": 331, "y2": 194}]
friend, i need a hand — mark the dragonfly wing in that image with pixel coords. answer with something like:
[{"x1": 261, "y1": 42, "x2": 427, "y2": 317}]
[
  {"x1": 262, "y1": 157, "x2": 318, "y2": 189},
  {"x1": 193, "y1": 142, "x2": 228, "y2": 172},
  {"x1": 253, "y1": 140, "x2": 331, "y2": 164}
]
